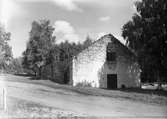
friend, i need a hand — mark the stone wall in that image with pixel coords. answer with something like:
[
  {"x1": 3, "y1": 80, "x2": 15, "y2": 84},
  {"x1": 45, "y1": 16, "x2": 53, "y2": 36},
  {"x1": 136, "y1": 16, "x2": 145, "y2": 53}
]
[{"x1": 71, "y1": 34, "x2": 141, "y2": 88}]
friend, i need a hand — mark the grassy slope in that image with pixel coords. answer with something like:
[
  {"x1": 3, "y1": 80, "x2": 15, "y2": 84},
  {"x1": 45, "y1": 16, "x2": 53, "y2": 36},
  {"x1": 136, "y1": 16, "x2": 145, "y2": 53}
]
[
  {"x1": 4, "y1": 74, "x2": 167, "y2": 105},
  {"x1": 0, "y1": 96, "x2": 87, "y2": 118}
]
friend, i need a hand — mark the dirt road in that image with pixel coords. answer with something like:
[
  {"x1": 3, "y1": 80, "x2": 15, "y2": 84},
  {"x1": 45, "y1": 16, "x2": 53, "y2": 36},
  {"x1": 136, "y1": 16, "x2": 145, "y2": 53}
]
[{"x1": 0, "y1": 74, "x2": 167, "y2": 118}]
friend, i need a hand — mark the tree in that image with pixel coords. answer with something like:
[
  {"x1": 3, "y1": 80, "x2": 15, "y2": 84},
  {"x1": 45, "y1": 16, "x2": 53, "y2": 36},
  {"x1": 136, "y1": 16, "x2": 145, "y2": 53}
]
[
  {"x1": 9, "y1": 57, "x2": 24, "y2": 74},
  {"x1": 46, "y1": 44, "x2": 60, "y2": 79},
  {"x1": 22, "y1": 20, "x2": 55, "y2": 78},
  {"x1": 82, "y1": 35, "x2": 93, "y2": 49},
  {"x1": 56, "y1": 36, "x2": 93, "y2": 83},
  {"x1": 122, "y1": 0, "x2": 167, "y2": 89},
  {"x1": 0, "y1": 24, "x2": 12, "y2": 72}
]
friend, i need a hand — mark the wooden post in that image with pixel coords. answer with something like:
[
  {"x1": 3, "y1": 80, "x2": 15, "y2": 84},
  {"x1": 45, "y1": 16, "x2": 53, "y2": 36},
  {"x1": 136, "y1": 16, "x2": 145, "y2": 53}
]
[{"x1": 2, "y1": 88, "x2": 6, "y2": 111}]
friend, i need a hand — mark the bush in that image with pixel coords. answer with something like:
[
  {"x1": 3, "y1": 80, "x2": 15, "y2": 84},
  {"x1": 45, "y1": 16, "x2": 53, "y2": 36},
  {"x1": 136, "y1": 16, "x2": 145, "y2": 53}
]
[{"x1": 75, "y1": 81, "x2": 92, "y2": 87}]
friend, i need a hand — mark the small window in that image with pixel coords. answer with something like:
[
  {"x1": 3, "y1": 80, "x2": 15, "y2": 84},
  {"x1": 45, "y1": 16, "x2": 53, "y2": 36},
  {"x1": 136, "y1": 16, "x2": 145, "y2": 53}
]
[
  {"x1": 121, "y1": 84, "x2": 126, "y2": 89},
  {"x1": 107, "y1": 52, "x2": 116, "y2": 61}
]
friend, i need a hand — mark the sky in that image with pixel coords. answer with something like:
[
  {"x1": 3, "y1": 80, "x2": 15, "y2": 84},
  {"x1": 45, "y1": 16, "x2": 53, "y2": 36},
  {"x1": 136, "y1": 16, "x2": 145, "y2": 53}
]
[{"x1": 0, "y1": 0, "x2": 137, "y2": 58}]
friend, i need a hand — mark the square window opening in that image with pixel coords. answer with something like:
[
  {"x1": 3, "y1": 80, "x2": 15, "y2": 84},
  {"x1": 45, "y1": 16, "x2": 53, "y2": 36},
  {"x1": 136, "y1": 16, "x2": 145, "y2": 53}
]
[{"x1": 107, "y1": 52, "x2": 116, "y2": 61}]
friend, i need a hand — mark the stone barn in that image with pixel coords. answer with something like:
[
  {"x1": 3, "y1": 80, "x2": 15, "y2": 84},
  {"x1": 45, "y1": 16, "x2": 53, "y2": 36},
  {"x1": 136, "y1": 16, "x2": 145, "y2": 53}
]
[{"x1": 70, "y1": 34, "x2": 141, "y2": 89}]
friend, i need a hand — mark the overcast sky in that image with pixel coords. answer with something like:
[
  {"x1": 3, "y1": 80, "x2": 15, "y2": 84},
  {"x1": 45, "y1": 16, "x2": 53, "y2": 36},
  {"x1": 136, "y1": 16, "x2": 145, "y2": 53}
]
[{"x1": 0, "y1": 0, "x2": 137, "y2": 58}]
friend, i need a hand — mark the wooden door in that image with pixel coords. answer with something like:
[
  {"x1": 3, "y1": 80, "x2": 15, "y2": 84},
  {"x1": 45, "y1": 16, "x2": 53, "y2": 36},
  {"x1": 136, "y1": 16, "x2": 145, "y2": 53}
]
[{"x1": 107, "y1": 74, "x2": 117, "y2": 89}]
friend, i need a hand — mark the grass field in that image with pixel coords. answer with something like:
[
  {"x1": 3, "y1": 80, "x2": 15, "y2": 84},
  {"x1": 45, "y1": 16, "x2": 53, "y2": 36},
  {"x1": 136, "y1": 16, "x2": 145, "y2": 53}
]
[
  {"x1": 0, "y1": 96, "x2": 85, "y2": 118},
  {"x1": 3, "y1": 74, "x2": 167, "y2": 105},
  {"x1": 0, "y1": 74, "x2": 167, "y2": 118}
]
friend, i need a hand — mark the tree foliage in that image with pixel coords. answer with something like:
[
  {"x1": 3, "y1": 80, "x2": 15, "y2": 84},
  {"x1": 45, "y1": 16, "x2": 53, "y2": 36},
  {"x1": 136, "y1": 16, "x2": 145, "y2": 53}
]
[
  {"x1": 54, "y1": 37, "x2": 93, "y2": 83},
  {"x1": 122, "y1": 0, "x2": 167, "y2": 85},
  {"x1": 22, "y1": 20, "x2": 93, "y2": 82},
  {"x1": 0, "y1": 24, "x2": 12, "y2": 71},
  {"x1": 58, "y1": 35, "x2": 93, "y2": 62},
  {"x1": 22, "y1": 20, "x2": 55, "y2": 78},
  {"x1": 7, "y1": 57, "x2": 24, "y2": 74}
]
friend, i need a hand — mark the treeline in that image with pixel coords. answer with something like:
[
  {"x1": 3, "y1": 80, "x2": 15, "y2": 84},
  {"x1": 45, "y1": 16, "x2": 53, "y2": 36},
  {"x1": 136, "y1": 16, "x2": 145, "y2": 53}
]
[{"x1": 22, "y1": 20, "x2": 93, "y2": 83}]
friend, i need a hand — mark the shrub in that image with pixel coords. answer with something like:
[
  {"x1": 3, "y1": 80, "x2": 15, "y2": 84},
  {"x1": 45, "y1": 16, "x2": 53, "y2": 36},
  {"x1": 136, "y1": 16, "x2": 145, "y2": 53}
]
[{"x1": 75, "y1": 81, "x2": 92, "y2": 87}]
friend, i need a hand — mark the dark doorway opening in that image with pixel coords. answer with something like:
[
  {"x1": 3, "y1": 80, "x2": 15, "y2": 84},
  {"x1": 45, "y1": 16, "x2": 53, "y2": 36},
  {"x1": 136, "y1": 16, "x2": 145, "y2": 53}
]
[
  {"x1": 64, "y1": 67, "x2": 70, "y2": 84},
  {"x1": 107, "y1": 74, "x2": 117, "y2": 89}
]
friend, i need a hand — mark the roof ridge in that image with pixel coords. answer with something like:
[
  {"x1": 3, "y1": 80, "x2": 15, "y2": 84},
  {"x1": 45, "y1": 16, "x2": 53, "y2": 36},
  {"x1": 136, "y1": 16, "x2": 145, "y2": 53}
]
[{"x1": 73, "y1": 34, "x2": 136, "y2": 58}]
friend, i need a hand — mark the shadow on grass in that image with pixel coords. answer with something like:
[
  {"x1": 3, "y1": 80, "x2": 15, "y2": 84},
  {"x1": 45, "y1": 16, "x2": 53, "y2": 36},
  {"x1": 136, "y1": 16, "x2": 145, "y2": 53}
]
[
  {"x1": 117, "y1": 88, "x2": 167, "y2": 97},
  {"x1": 14, "y1": 73, "x2": 35, "y2": 77},
  {"x1": 14, "y1": 73, "x2": 39, "y2": 80},
  {"x1": 14, "y1": 73, "x2": 59, "y2": 81}
]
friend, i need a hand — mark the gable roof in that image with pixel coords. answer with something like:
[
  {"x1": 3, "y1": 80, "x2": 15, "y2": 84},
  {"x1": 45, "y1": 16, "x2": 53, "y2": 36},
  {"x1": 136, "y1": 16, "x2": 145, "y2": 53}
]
[
  {"x1": 106, "y1": 34, "x2": 137, "y2": 58},
  {"x1": 74, "y1": 34, "x2": 136, "y2": 59}
]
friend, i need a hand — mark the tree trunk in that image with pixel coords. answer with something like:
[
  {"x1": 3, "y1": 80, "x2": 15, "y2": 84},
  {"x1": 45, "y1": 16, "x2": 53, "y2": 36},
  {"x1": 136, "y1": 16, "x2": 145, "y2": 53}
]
[
  {"x1": 38, "y1": 67, "x2": 42, "y2": 79},
  {"x1": 156, "y1": 70, "x2": 162, "y2": 90},
  {"x1": 51, "y1": 63, "x2": 54, "y2": 80},
  {"x1": 32, "y1": 68, "x2": 37, "y2": 79}
]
